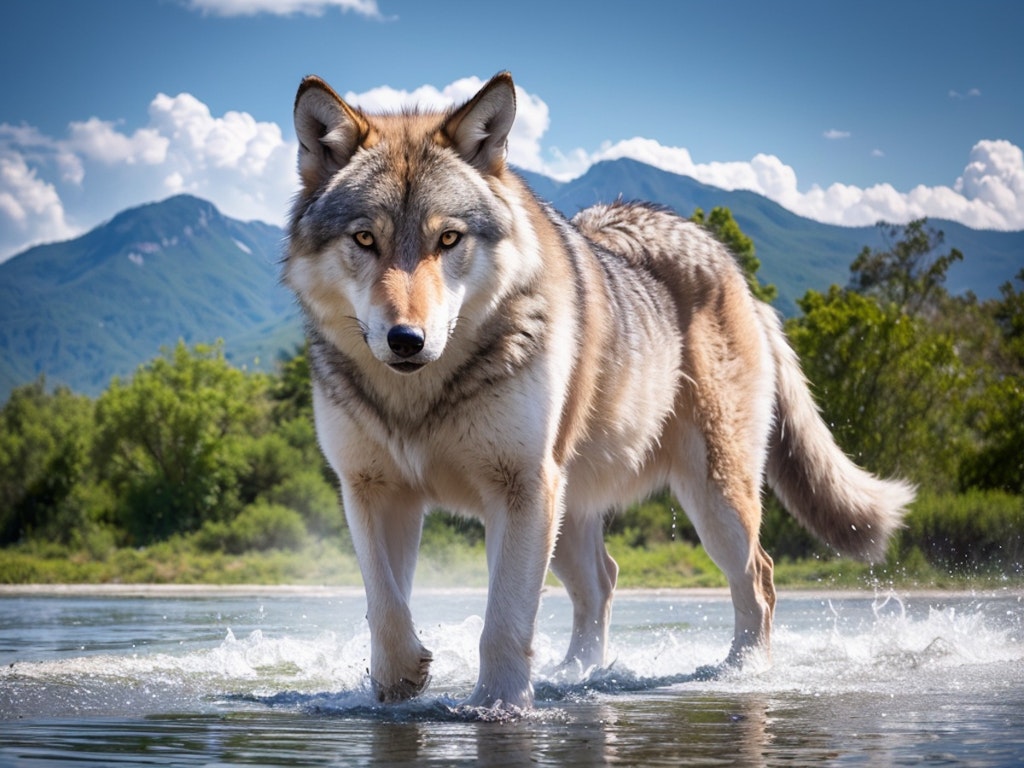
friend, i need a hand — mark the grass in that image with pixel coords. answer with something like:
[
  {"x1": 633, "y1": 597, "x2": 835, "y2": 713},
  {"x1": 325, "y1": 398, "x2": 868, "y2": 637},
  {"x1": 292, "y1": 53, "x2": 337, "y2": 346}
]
[{"x1": 2, "y1": 533, "x2": 1020, "y2": 592}]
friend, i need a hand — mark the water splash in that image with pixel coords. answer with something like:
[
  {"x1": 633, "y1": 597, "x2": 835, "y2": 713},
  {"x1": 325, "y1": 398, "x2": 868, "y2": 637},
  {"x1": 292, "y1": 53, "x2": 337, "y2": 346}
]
[{"x1": 3, "y1": 590, "x2": 1022, "y2": 721}]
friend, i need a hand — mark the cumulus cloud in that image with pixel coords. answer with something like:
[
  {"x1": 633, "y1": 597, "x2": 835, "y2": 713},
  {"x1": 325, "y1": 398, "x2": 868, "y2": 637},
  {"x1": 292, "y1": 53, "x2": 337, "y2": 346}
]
[
  {"x1": 0, "y1": 150, "x2": 77, "y2": 257},
  {"x1": 824, "y1": 129, "x2": 852, "y2": 140},
  {"x1": 185, "y1": 0, "x2": 382, "y2": 17},
  {"x1": 67, "y1": 118, "x2": 169, "y2": 165}
]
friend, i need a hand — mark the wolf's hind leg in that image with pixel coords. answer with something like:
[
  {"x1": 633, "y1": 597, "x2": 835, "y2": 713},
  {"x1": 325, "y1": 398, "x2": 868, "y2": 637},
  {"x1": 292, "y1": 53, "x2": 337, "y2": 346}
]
[
  {"x1": 549, "y1": 509, "x2": 618, "y2": 675},
  {"x1": 671, "y1": 475, "x2": 776, "y2": 667}
]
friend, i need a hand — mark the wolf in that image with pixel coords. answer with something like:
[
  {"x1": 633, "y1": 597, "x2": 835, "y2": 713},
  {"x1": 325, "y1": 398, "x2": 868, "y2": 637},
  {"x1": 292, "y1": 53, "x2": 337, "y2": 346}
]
[{"x1": 283, "y1": 71, "x2": 915, "y2": 710}]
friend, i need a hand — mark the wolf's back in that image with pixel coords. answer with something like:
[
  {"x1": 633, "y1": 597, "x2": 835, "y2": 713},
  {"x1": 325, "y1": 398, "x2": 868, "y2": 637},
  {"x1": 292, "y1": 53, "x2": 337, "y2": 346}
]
[{"x1": 757, "y1": 303, "x2": 915, "y2": 561}]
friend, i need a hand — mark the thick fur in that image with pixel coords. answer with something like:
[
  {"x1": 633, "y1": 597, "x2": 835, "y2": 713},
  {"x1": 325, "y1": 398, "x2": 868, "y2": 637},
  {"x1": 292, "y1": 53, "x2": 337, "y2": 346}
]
[{"x1": 283, "y1": 72, "x2": 915, "y2": 710}]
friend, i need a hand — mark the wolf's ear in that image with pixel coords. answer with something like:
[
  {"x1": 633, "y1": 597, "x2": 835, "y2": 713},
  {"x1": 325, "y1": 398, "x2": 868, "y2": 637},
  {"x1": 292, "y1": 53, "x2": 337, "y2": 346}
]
[
  {"x1": 293, "y1": 76, "x2": 375, "y2": 195},
  {"x1": 441, "y1": 71, "x2": 516, "y2": 175}
]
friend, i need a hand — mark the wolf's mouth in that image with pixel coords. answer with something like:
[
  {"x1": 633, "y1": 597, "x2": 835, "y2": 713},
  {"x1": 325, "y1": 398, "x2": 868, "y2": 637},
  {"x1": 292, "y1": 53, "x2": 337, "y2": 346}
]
[{"x1": 388, "y1": 362, "x2": 426, "y2": 374}]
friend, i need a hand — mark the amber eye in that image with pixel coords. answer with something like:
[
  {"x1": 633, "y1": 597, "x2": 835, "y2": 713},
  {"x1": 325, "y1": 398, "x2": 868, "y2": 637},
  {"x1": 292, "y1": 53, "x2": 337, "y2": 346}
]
[
  {"x1": 439, "y1": 230, "x2": 461, "y2": 250},
  {"x1": 353, "y1": 231, "x2": 375, "y2": 249}
]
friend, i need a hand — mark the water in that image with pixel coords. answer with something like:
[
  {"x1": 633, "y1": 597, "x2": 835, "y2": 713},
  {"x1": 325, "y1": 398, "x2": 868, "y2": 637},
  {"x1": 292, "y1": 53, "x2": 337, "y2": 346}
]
[{"x1": 1, "y1": 585, "x2": 1023, "y2": 766}]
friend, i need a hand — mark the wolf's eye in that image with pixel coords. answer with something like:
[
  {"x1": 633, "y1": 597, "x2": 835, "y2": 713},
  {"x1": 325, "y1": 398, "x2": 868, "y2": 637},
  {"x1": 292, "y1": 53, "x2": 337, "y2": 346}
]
[
  {"x1": 353, "y1": 231, "x2": 375, "y2": 249},
  {"x1": 439, "y1": 230, "x2": 461, "y2": 250}
]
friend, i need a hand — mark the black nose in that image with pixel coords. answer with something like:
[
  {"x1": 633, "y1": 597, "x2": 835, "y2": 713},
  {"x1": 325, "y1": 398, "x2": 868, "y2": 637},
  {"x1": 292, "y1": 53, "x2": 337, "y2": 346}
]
[{"x1": 387, "y1": 325, "x2": 425, "y2": 358}]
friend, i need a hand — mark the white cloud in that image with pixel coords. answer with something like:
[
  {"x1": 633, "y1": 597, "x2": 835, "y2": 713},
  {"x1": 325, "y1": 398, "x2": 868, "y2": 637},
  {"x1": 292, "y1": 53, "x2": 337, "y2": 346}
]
[
  {"x1": 185, "y1": 0, "x2": 382, "y2": 17},
  {"x1": 949, "y1": 88, "x2": 982, "y2": 99},
  {"x1": 0, "y1": 150, "x2": 77, "y2": 257},
  {"x1": 67, "y1": 117, "x2": 168, "y2": 165},
  {"x1": 824, "y1": 129, "x2": 852, "y2": 140}
]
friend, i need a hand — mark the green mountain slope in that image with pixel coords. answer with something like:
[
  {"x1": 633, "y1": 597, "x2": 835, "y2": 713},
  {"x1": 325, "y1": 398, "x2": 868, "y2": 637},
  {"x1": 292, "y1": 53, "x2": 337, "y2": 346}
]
[{"x1": 0, "y1": 195, "x2": 297, "y2": 399}]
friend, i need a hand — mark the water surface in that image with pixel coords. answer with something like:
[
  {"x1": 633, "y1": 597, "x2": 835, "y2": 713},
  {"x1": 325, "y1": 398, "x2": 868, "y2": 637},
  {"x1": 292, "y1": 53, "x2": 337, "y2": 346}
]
[{"x1": 1, "y1": 585, "x2": 1022, "y2": 766}]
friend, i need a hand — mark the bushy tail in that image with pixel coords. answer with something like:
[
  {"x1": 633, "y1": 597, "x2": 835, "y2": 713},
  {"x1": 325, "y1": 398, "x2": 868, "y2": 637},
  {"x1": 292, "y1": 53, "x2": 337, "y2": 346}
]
[{"x1": 757, "y1": 304, "x2": 915, "y2": 562}]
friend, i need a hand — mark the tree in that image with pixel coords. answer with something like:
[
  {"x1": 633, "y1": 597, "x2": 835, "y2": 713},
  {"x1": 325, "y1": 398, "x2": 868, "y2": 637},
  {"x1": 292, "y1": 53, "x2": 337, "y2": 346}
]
[
  {"x1": 0, "y1": 380, "x2": 95, "y2": 544},
  {"x1": 786, "y1": 220, "x2": 972, "y2": 488},
  {"x1": 271, "y1": 343, "x2": 314, "y2": 423},
  {"x1": 849, "y1": 219, "x2": 962, "y2": 314},
  {"x1": 691, "y1": 206, "x2": 778, "y2": 303},
  {"x1": 959, "y1": 270, "x2": 1024, "y2": 493},
  {"x1": 93, "y1": 341, "x2": 269, "y2": 544}
]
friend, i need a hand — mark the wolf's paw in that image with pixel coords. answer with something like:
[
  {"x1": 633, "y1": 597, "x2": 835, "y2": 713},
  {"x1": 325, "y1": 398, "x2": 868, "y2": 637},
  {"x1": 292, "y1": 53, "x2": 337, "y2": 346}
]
[
  {"x1": 694, "y1": 644, "x2": 770, "y2": 681},
  {"x1": 372, "y1": 647, "x2": 433, "y2": 703},
  {"x1": 461, "y1": 677, "x2": 534, "y2": 712}
]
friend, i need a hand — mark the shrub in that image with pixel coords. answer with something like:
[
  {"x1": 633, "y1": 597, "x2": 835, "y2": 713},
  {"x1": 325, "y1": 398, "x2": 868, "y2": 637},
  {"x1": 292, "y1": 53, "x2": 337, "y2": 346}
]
[
  {"x1": 194, "y1": 502, "x2": 308, "y2": 554},
  {"x1": 265, "y1": 470, "x2": 345, "y2": 539}
]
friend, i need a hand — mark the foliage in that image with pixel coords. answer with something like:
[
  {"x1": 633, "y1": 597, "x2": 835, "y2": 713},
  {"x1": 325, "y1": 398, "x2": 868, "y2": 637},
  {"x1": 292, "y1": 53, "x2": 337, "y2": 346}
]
[
  {"x1": 786, "y1": 285, "x2": 969, "y2": 486},
  {"x1": 784, "y1": 220, "x2": 979, "y2": 488},
  {"x1": 0, "y1": 380, "x2": 96, "y2": 545},
  {"x1": 849, "y1": 219, "x2": 962, "y2": 313},
  {"x1": 93, "y1": 341, "x2": 268, "y2": 543},
  {"x1": 194, "y1": 501, "x2": 308, "y2": 554},
  {"x1": 959, "y1": 270, "x2": 1024, "y2": 494}
]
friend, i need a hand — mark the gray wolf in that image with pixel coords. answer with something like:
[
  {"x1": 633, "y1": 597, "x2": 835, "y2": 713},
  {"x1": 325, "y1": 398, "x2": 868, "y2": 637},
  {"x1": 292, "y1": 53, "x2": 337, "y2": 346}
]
[{"x1": 283, "y1": 71, "x2": 915, "y2": 710}]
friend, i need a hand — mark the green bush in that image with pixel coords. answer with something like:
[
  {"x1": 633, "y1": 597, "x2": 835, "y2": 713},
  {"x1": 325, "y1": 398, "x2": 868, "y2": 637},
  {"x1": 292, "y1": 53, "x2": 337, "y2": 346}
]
[
  {"x1": 265, "y1": 470, "x2": 345, "y2": 539},
  {"x1": 194, "y1": 502, "x2": 308, "y2": 554}
]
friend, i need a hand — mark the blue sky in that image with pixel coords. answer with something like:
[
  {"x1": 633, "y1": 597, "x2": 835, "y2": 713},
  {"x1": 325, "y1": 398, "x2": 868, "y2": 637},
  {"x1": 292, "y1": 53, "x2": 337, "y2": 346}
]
[{"x1": 1, "y1": 0, "x2": 1022, "y2": 260}]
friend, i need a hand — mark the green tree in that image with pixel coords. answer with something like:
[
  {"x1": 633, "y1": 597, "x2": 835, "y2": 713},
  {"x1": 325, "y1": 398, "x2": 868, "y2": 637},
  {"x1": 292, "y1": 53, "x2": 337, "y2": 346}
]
[
  {"x1": 849, "y1": 219, "x2": 963, "y2": 313},
  {"x1": 786, "y1": 220, "x2": 972, "y2": 489},
  {"x1": 960, "y1": 270, "x2": 1024, "y2": 493},
  {"x1": 271, "y1": 343, "x2": 314, "y2": 423},
  {"x1": 692, "y1": 206, "x2": 778, "y2": 303},
  {"x1": 0, "y1": 380, "x2": 95, "y2": 544},
  {"x1": 93, "y1": 341, "x2": 269, "y2": 544}
]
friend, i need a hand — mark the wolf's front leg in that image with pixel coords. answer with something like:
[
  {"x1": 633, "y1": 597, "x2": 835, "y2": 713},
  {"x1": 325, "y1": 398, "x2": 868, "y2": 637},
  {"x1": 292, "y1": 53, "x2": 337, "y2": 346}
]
[
  {"x1": 342, "y1": 482, "x2": 432, "y2": 702},
  {"x1": 465, "y1": 465, "x2": 564, "y2": 710}
]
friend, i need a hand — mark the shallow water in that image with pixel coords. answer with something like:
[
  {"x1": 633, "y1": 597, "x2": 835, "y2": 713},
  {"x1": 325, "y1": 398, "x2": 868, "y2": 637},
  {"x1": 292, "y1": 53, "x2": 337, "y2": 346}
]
[{"x1": 1, "y1": 585, "x2": 1022, "y2": 766}]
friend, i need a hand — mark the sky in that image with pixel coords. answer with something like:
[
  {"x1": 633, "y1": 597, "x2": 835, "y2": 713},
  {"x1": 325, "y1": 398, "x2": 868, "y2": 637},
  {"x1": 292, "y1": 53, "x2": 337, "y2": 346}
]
[{"x1": 1, "y1": 0, "x2": 1022, "y2": 261}]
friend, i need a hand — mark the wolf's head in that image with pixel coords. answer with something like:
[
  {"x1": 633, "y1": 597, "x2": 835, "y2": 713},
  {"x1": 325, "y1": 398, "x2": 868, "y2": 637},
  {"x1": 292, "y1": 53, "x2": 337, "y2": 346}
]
[{"x1": 285, "y1": 72, "x2": 522, "y2": 375}]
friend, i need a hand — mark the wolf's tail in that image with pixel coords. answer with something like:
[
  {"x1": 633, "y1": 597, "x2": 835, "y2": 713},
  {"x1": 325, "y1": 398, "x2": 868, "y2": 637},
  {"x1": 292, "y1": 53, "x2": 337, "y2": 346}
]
[{"x1": 757, "y1": 303, "x2": 915, "y2": 562}]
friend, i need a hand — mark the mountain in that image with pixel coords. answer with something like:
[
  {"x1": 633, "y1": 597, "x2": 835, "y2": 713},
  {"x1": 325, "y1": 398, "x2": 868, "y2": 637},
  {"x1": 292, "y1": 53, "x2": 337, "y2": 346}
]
[
  {"x1": 519, "y1": 159, "x2": 1024, "y2": 316},
  {"x1": 0, "y1": 195, "x2": 300, "y2": 400},
  {"x1": 2, "y1": 162, "x2": 1022, "y2": 401}
]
